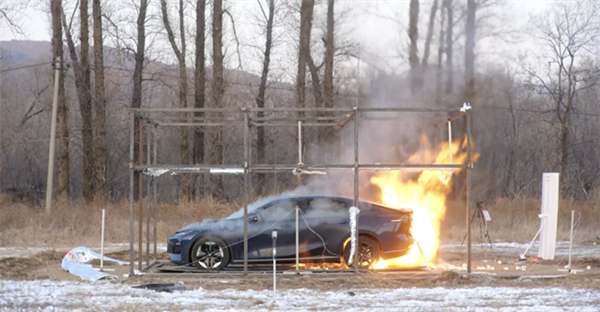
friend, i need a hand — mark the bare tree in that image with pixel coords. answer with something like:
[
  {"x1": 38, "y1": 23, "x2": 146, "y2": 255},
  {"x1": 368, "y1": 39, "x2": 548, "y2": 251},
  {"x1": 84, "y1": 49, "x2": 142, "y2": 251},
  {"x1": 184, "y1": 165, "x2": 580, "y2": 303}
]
[
  {"x1": 131, "y1": 0, "x2": 148, "y2": 201},
  {"x1": 321, "y1": 0, "x2": 335, "y2": 143},
  {"x1": 160, "y1": 0, "x2": 191, "y2": 201},
  {"x1": 464, "y1": 0, "x2": 476, "y2": 104},
  {"x1": 408, "y1": 0, "x2": 420, "y2": 93},
  {"x1": 193, "y1": 0, "x2": 206, "y2": 198},
  {"x1": 61, "y1": 0, "x2": 94, "y2": 200},
  {"x1": 211, "y1": 0, "x2": 225, "y2": 199},
  {"x1": 444, "y1": 0, "x2": 453, "y2": 94},
  {"x1": 525, "y1": 1, "x2": 600, "y2": 195},
  {"x1": 255, "y1": 0, "x2": 276, "y2": 196},
  {"x1": 93, "y1": 0, "x2": 107, "y2": 199},
  {"x1": 296, "y1": 0, "x2": 315, "y2": 112},
  {"x1": 52, "y1": 0, "x2": 70, "y2": 200},
  {"x1": 422, "y1": 0, "x2": 439, "y2": 67}
]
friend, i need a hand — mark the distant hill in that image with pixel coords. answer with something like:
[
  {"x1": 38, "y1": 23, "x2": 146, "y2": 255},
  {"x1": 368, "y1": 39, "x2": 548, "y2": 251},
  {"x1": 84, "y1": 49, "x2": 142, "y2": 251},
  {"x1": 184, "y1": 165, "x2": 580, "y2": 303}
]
[{"x1": 0, "y1": 41, "x2": 53, "y2": 66}]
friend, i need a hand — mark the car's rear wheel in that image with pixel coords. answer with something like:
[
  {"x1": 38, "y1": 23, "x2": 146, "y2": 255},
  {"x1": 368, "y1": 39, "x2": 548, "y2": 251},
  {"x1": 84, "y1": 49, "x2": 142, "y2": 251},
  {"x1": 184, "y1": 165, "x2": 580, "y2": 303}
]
[
  {"x1": 343, "y1": 236, "x2": 380, "y2": 269},
  {"x1": 190, "y1": 236, "x2": 230, "y2": 270}
]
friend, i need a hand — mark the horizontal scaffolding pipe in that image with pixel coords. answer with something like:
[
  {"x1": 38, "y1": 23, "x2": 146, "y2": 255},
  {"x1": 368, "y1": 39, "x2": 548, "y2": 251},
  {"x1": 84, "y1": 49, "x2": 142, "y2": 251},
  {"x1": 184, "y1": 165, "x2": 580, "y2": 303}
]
[
  {"x1": 133, "y1": 163, "x2": 467, "y2": 172},
  {"x1": 131, "y1": 106, "x2": 464, "y2": 114},
  {"x1": 132, "y1": 107, "x2": 242, "y2": 113},
  {"x1": 448, "y1": 111, "x2": 467, "y2": 122},
  {"x1": 152, "y1": 116, "x2": 245, "y2": 122},
  {"x1": 251, "y1": 116, "x2": 351, "y2": 122},
  {"x1": 250, "y1": 122, "x2": 343, "y2": 127},
  {"x1": 156, "y1": 122, "x2": 243, "y2": 127}
]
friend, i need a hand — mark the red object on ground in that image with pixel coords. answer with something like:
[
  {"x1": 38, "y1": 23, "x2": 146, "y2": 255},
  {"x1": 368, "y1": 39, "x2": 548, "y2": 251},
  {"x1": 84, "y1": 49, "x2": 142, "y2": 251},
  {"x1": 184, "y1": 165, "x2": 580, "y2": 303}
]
[{"x1": 526, "y1": 257, "x2": 542, "y2": 261}]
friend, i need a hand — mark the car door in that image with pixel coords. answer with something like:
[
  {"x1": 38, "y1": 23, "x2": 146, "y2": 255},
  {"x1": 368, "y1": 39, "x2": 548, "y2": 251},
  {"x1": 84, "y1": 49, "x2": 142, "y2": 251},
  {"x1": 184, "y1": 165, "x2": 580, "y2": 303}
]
[
  {"x1": 246, "y1": 198, "x2": 303, "y2": 260},
  {"x1": 299, "y1": 197, "x2": 350, "y2": 260}
]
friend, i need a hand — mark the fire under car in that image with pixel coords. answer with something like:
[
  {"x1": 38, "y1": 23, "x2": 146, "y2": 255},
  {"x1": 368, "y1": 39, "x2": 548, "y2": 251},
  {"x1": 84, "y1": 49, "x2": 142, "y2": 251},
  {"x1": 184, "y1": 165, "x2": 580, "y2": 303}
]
[{"x1": 167, "y1": 196, "x2": 414, "y2": 270}]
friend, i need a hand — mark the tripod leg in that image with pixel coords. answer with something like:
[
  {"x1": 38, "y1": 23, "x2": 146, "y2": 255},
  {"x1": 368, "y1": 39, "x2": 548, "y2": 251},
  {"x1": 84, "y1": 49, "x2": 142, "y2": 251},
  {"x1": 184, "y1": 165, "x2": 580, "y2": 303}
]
[{"x1": 461, "y1": 208, "x2": 479, "y2": 246}]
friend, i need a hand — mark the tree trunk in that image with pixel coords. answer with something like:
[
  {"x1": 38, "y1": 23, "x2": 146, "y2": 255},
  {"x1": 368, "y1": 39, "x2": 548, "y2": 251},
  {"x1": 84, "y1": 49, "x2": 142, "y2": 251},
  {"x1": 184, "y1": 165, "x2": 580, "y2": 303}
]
[
  {"x1": 255, "y1": 0, "x2": 275, "y2": 196},
  {"x1": 444, "y1": 0, "x2": 453, "y2": 94},
  {"x1": 464, "y1": 0, "x2": 476, "y2": 104},
  {"x1": 422, "y1": 0, "x2": 438, "y2": 67},
  {"x1": 560, "y1": 120, "x2": 569, "y2": 195},
  {"x1": 52, "y1": 0, "x2": 70, "y2": 200},
  {"x1": 296, "y1": 0, "x2": 315, "y2": 112},
  {"x1": 194, "y1": 0, "x2": 206, "y2": 199},
  {"x1": 160, "y1": 0, "x2": 190, "y2": 201},
  {"x1": 322, "y1": 0, "x2": 334, "y2": 145},
  {"x1": 435, "y1": 3, "x2": 445, "y2": 103},
  {"x1": 211, "y1": 0, "x2": 225, "y2": 199},
  {"x1": 131, "y1": 0, "x2": 148, "y2": 201},
  {"x1": 80, "y1": 0, "x2": 94, "y2": 200},
  {"x1": 408, "y1": 0, "x2": 420, "y2": 93},
  {"x1": 92, "y1": 0, "x2": 107, "y2": 200}
]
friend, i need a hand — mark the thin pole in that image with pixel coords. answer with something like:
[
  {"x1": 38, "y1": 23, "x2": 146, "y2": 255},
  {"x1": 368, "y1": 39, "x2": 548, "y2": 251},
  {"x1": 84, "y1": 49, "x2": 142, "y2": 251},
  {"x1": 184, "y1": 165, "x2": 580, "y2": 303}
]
[
  {"x1": 153, "y1": 126, "x2": 158, "y2": 261},
  {"x1": 295, "y1": 206, "x2": 299, "y2": 274},
  {"x1": 353, "y1": 107, "x2": 359, "y2": 270},
  {"x1": 100, "y1": 209, "x2": 105, "y2": 270},
  {"x1": 243, "y1": 111, "x2": 249, "y2": 273},
  {"x1": 567, "y1": 210, "x2": 575, "y2": 270},
  {"x1": 272, "y1": 230, "x2": 277, "y2": 299},
  {"x1": 145, "y1": 123, "x2": 151, "y2": 267},
  {"x1": 298, "y1": 121, "x2": 302, "y2": 164},
  {"x1": 448, "y1": 120, "x2": 452, "y2": 164},
  {"x1": 138, "y1": 117, "x2": 144, "y2": 271},
  {"x1": 45, "y1": 57, "x2": 61, "y2": 213},
  {"x1": 466, "y1": 107, "x2": 472, "y2": 273},
  {"x1": 129, "y1": 113, "x2": 135, "y2": 276}
]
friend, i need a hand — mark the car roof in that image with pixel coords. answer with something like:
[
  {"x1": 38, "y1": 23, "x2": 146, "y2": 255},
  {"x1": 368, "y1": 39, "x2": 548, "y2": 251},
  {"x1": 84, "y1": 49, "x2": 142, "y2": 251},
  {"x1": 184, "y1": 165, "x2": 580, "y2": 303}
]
[{"x1": 282, "y1": 195, "x2": 414, "y2": 212}]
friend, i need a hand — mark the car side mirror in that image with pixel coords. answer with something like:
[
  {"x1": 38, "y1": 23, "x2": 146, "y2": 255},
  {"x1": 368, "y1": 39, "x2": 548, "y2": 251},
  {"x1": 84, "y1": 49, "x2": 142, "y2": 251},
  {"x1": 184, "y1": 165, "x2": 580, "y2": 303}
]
[{"x1": 248, "y1": 215, "x2": 258, "y2": 223}]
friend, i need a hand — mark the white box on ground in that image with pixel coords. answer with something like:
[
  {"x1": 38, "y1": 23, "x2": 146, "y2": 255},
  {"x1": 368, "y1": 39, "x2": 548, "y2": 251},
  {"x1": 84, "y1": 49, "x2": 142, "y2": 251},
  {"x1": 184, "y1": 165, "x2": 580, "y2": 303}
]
[{"x1": 538, "y1": 173, "x2": 559, "y2": 260}]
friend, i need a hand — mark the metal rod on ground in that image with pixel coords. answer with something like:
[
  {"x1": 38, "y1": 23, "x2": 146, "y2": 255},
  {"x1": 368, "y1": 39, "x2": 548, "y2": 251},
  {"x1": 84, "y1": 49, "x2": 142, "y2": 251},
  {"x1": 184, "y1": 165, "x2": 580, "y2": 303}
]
[
  {"x1": 153, "y1": 126, "x2": 158, "y2": 262},
  {"x1": 138, "y1": 117, "x2": 143, "y2": 271},
  {"x1": 45, "y1": 57, "x2": 61, "y2": 213},
  {"x1": 272, "y1": 229, "x2": 277, "y2": 299},
  {"x1": 448, "y1": 120, "x2": 452, "y2": 164},
  {"x1": 100, "y1": 209, "x2": 105, "y2": 270},
  {"x1": 129, "y1": 113, "x2": 135, "y2": 276},
  {"x1": 466, "y1": 105, "x2": 472, "y2": 273},
  {"x1": 296, "y1": 206, "x2": 299, "y2": 274},
  {"x1": 243, "y1": 111, "x2": 249, "y2": 273},
  {"x1": 353, "y1": 107, "x2": 359, "y2": 271},
  {"x1": 567, "y1": 210, "x2": 575, "y2": 270},
  {"x1": 146, "y1": 123, "x2": 151, "y2": 267}
]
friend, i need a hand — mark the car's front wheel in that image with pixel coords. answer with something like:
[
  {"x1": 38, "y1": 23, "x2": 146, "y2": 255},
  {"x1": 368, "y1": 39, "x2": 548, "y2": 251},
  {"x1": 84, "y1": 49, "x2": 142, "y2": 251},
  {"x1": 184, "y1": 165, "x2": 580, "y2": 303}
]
[
  {"x1": 190, "y1": 236, "x2": 230, "y2": 270},
  {"x1": 343, "y1": 236, "x2": 380, "y2": 269}
]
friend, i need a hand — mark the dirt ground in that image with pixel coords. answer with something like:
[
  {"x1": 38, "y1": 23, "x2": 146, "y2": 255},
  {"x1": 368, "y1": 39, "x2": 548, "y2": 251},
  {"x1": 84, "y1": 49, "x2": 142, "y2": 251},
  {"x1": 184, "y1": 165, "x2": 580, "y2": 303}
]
[{"x1": 2, "y1": 247, "x2": 599, "y2": 292}]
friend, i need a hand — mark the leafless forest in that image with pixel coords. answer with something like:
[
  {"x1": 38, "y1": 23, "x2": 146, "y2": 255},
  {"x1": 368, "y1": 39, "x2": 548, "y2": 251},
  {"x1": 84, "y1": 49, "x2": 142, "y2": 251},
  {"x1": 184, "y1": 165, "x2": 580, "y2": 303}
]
[{"x1": 1, "y1": 0, "x2": 600, "y2": 213}]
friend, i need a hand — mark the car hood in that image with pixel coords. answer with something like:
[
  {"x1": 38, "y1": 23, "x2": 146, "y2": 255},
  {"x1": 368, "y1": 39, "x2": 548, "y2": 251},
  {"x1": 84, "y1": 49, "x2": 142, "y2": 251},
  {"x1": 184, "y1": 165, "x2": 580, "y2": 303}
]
[{"x1": 176, "y1": 218, "x2": 238, "y2": 233}]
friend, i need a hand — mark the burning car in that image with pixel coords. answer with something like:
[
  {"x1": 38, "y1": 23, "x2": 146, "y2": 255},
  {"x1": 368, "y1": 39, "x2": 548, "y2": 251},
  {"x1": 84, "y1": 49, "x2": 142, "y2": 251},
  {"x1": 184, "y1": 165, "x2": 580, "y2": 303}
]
[{"x1": 167, "y1": 196, "x2": 414, "y2": 270}]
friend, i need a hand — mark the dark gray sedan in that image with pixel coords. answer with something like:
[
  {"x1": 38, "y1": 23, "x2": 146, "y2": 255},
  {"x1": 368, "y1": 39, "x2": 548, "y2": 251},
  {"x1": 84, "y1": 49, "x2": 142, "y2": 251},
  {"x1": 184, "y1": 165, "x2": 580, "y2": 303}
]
[{"x1": 167, "y1": 196, "x2": 414, "y2": 270}]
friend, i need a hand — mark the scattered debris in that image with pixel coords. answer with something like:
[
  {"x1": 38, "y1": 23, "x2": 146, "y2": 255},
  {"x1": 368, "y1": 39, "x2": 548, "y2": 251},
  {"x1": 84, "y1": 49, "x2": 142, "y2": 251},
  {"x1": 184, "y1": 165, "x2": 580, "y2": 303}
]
[
  {"x1": 133, "y1": 283, "x2": 187, "y2": 293},
  {"x1": 62, "y1": 247, "x2": 126, "y2": 282}
]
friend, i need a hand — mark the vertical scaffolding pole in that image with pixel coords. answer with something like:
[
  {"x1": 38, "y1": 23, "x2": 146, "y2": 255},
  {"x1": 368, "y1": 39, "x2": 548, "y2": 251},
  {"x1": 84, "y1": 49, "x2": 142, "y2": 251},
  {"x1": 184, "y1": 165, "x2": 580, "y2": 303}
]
[
  {"x1": 129, "y1": 113, "x2": 135, "y2": 276},
  {"x1": 45, "y1": 57, "x2": 62, "y2": 213},
  {"x1": 243, "y1": 110, "x2": 249, "y2": 273},
  {"x1": 466, "y1": 107, "x2": 472, "y2": 273},
  {"x1": 448, "y1": 120, "x2": 452, "y2": 164},
  {"x1": 353, "y1": 107, "x2": 359, "y2": 270},
  {"x1": 138, "y1": 118, "x2": 143, "y2": 271},
  {"x1": 145, "y1": 123, "x2": 151, "y2": 266},
  {"x1": 153, "y1": 126, "x2": 158, "y2": 262}
]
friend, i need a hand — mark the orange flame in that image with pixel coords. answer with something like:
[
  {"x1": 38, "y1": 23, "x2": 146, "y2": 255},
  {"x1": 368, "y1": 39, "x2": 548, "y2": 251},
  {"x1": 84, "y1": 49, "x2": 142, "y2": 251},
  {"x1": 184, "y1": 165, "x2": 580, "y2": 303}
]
[{"x1": 371, "y1": 134, "x2": 479, "y2": 268}]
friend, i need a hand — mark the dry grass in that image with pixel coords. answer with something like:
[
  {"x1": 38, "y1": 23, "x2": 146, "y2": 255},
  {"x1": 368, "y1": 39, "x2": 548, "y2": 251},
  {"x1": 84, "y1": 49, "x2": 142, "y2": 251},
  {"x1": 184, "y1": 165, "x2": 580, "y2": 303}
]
[
  {"x1": 0, "y1": 196, "x2": 239, "y2": 248},
  {"x1": 441, "y1": 195, "x2": 600, "y2": 243},
  {"x1": 1, "y1": 194, "x2": 599, "y2": 248}
]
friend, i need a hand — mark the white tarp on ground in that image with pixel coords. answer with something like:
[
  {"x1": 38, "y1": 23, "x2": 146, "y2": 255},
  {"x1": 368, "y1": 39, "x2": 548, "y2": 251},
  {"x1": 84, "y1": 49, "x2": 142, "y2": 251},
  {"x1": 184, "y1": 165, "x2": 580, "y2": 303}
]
[
  {"x1": 61, "y1": 247, "x2": 127, "y2": 282},
  {"x1": 1, "y1": 279, "x2": 600, "y2": 311}
]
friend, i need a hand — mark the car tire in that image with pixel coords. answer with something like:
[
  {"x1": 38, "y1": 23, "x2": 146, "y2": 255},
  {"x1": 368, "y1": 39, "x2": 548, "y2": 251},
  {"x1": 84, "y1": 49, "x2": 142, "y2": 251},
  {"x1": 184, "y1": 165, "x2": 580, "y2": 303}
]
[
  {"x1": 190, "y1": 236, "x2": 230, "y2": 270},
  {"x1": 343, "y1": 236, "x2": 380, "y2": 269}
]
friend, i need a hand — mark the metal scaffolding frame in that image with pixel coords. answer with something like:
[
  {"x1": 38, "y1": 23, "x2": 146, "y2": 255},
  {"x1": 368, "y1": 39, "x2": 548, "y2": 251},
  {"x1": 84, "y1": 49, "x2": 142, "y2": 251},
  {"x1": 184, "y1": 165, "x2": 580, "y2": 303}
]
[{"x1": 127, "y1": 105, "x2": 474, "y2": 276}]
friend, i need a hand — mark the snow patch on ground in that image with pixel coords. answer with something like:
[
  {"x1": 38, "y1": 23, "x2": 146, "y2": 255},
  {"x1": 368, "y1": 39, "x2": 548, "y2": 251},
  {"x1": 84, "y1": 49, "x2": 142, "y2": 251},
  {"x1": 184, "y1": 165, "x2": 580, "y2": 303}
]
[
  {"x1": 1, "y1": 279, "x2": 599, "y2": 311},
  {"x1": 440, "y1": 241, "x2": 599, "y2": 258}
]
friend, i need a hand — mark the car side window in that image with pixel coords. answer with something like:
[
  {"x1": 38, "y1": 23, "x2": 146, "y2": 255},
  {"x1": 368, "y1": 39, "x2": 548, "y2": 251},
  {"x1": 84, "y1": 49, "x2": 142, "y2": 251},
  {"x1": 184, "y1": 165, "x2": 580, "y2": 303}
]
[
  {"x1": 305, "y1": 198, "x2": 348, "y2": 218},
  {"x1": 257, "y1": 199, "x2": 298, "y2": 222}
]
